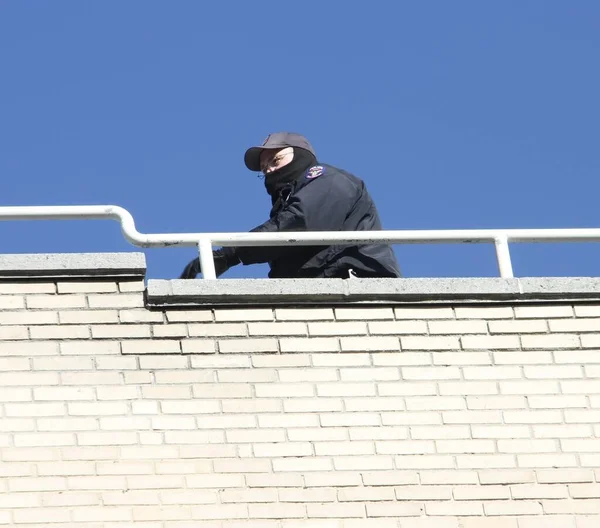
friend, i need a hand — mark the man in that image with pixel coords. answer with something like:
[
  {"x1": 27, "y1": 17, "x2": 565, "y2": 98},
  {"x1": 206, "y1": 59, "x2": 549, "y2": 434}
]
[{"x1": 180, "y1": 132, "x2": 401, "y2": 279}]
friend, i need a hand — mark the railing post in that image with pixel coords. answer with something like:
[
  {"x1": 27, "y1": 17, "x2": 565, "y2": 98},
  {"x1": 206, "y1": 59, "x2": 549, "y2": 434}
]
[
  {"x1": 198, "y1": 239, "x2": 216, "y2": 279},
  {"x1": 494, "y1": 235, "x2": 514, "y2": 278}
]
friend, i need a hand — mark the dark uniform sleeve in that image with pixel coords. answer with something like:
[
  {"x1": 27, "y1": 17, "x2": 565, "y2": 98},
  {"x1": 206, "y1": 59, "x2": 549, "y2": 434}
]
[{"x1": 236, "y1": 173, "x2": 357, "y2": 265}]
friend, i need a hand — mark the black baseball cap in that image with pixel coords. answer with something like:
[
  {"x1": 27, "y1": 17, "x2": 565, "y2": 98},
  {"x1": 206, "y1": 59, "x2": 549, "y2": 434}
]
[{"x1": 244, "y1": 132, "x2": 316, "y2": 172}]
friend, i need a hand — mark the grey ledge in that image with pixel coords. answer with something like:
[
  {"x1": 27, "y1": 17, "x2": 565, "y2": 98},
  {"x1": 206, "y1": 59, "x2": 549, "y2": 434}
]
[
  {"x1": 147, "y1": 277, "x2": 600, "y2": 307},
  {"x1": 0, "y1": 253, "x2": 146, "y2": 279}
]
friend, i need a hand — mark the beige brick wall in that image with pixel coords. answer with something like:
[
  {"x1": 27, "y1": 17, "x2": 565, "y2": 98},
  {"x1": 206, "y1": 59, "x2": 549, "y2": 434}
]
[{"x1": 0, "y1": 277, "x2": 599, "y2": 527}]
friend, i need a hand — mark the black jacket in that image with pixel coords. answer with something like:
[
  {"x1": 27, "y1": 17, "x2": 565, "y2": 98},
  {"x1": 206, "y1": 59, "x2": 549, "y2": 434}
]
[{"x1": 236, "y1": 163, "x2": 401, "y2": 279}]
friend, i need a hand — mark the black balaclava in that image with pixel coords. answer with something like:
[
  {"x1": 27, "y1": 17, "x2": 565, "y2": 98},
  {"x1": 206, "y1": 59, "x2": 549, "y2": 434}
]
[{"x1": 264, "y1": 148, "x2": 317, "y2": 202}]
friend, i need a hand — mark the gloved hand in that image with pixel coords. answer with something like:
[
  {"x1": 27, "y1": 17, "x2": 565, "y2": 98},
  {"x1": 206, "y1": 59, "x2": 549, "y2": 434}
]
[{"x1": 180, "y1": 247, "x2": 240, "y2": 279}]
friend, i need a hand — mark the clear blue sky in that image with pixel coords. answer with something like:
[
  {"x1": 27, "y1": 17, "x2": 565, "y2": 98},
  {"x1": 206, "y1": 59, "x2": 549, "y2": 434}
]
[{"x1": 1, "y1": 1, "x2": 599, "y2": 279}]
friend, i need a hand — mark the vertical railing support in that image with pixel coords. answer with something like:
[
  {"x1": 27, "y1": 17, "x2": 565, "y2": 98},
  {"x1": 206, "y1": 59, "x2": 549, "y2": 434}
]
[
  {"x1": 198, "y1": 239, "x2": 216, "y2": 279},
  {"x1": 494, "y1": 235, "x2": 514, "y2": 278}
]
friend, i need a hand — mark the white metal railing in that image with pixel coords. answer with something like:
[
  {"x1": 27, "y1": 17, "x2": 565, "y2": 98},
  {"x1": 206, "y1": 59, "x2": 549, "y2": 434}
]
[{"x1": 1, "y1": 205, "x2": 600, "y2": 279}]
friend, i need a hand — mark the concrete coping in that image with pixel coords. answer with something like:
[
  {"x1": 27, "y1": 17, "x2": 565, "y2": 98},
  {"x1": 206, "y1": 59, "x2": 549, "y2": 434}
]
[
  {"x1": 0, "y1": 252, "x2": 598, "y2": 305},
  {"x1": 0, "y1": 253, "x2": 146, "y2": 279},
  {"x1": 147, "y1": 277, "x2": 600, "y2": 307}
]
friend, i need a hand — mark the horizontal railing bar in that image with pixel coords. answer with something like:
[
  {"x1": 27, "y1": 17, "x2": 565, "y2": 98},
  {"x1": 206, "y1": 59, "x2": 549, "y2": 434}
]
[{"x1": 1, "y1": 206, "x2": 599, "y2": 248}]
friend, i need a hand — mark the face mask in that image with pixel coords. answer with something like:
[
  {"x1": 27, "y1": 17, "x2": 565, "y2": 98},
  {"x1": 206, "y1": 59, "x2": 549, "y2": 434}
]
[{"x1": 264, "y1": 148, "x2": 317, "y2": 200}]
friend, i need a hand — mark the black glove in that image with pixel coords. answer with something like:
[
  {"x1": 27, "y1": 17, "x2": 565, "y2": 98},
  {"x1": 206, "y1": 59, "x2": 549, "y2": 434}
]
[{"x1": 180, "y1": 247, "x2": 240, "y2": 279}]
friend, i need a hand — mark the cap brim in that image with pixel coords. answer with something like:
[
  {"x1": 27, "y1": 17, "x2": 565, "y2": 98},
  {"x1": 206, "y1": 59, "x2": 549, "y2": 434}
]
[{"x1": 244, "y1": 144, "x2": 288, "y2": 172}]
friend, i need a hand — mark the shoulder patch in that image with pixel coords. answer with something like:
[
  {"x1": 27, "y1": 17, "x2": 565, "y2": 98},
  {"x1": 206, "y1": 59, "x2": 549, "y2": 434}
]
[{"x1": 306, "y1": 165, "x2": 325, "y2": 179}]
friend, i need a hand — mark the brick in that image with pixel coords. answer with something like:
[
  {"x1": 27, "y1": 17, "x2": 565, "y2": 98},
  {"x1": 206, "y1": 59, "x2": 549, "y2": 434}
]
[
  {"x1": 518, "y1": 454, "x2": 577, "y2": 468},
  {"x1": 152, "y1": 323, "x2": 188, "y2": 337},
  {"x1": 312, "y1": 353, "x2": 370, "y2": 367},
  {"x1": 254, "y1": 442, "x2": 313, "y2": 457},
  {"x1": 275, "y1": 308, "x2": 334, "y2": 321},
  {"x1": 534, "y1": 424, "x2": 593, "y2": 439},
  {"x1": 349, "y1": 426, "x2": 407, "y2": 441},
  {"x1": 191, "y1": 355, "x2": 251, "y2": 369},
  {"x1": 91, "y1": 324, "x2": 151, "y2": 339},
  {"x1": 514, "y1": 305, "x2": 573, "y2": 318},
  {"x1": 568, "y1": 484, "x2": 600, "y2": 498},
  {"x1": 26, "y1": 294, "x2": 85, "y2": 309},
  {"x1": 309, "y1": 322, "x2": 368, "y2": 336},
  {"x1": 498, "y1": 439, "x2": 557, "y2": 453},
  {"x1": 562, "y1": 380, "x2": 600, "y2": 394},
  {"x1": 88, "y1": 293, "x2": 144, "y2": 308},
  {"x1": 504, "y1": 410, "x2": 562, "y2": 424},
  {"x1": 37, "y1": 417, "x2": 97, "y2": 432},
  {"x1": 405, "y1": 396, "x2": 465, "y2": 411},
  {"x1": 368, "y1": 501, "x2": 425, "y2": 517},
  {"x1": 280, "y1": 369, "x2": 337, "y2": 382},
  {"x1": 433, "y1": 351, "x2": 492, "y2": 365},
  {"x1": 214, "y1": 458, "x2": 271, "y2": 473},
  {"x1": 60, "y1": 310, "x2": 119, "y2": 324},
  {"x1": 0, "y1": 388, "x2": 32, "y2": 403},
  {"x1": 0, "y1": 282, "x2": 55, "y2": 294},
  {"x1": 550, "y1": 319, "x2": 600, "y2": 332},
  {"x1": 215, "y1": 309, "x2": 273, "y2": 322},
  {"x1": 378, "y1": 381, "x2": 436, "y2": 396},
  {"x1": 321, "y1": 412, "x2": 380, "y2": 427},
  {"x1": 555, "y1": 350, "x2": 600, "y2": 363},
  {"x1": 341, "y1": 336, "x2": 400, "y2": 352},
  {"x1": 0, "y1": 371, "x2": 59, "y2": 387},
  {"x1": 537, "y1": 469, "x2": 594, "y2": 483},
  {"x1": 188, "y1": 323, "x2": 246, "y2": 337},
  {"x1": 402, "y1": 367, "x2": 460, "y2": 380},
  {"x1": 0, "y1": 295, "x2": 25, "y2": 309},
  {"x1": 219, "y1": 338, "x2": 278, "y2": 353},
  {"x1": 510, "y1": 484, "x2": 568, "y2": 499},
  {"x1": 13, "y1": 507, "x2": 71, "y2": 523},
  {"x1": 317, "y1": 383, "x2": 376, "y2": 397},
  {"x1": 500, "y1": 380, "x2": 559, "y2": 394},
  {"x1": 429, "y1": 320, "x2": 488, "y2": 334},
  {"x1": 116, "y1": 279, "x2": 145, "y2": 293},
  {"x1": 395, "y1": 307, "x2": 453, "y2": 319},
  {"x1": 439, "y1": 381, "x2": 498, "y2": 395},
  {"x1": 462, "y1": 335, "x2": 520, "y2": 349},
  {"x1": 67, "y1": 402, "x2": 128, "y2": 416},
  {"x1": 220, "y1": 487, "x2": 278, "y2": 503},
  {"x1": 420, "y1": 471, "x2": 478, "y2": 485},
  {"x1": 395, "y1": 485, "x2": 454, "y2": 500},
  {"x1": 279, "y1": 487, "x2": 337, "y2": 502},
  {"x1": 0, "y1": 325, "x2": 28, "y2": 340},
  {"x1": 341, "y1": 367, "x2": 399, "y2": 381},
  {"x1": 77, "y1": 432, "x2": 137, "y2": 446},
  {"x1": 34, "y1": 386, "x2": 94, "y2": 401},
  {"x1": 411, "y1": 425, "x2": 469, "y2": 439},
  {"x1": 437, "y1": 439, "x2": 495, "y2": 454},
  {"x1": 543, "y1": 499, "x2": 600, "y2": 514},
  {"x1": 382, "y1": 411, "x2": 441, "y2": 426},
  {"x1": 30, "y1": 325, "x2": 89, "y2": 340},
  {"x1": 289, "y1": 428, "x2": 347, "y2": 442},
  {"x1": 494, "y1": 351, "x2": 552, "y2": 364},
  {"x1": 58, "y1": 281, "x2": 117, "y2": 293},
  {"x1": 372, "y1": 352, "x2": 431, "y2": 366},
  {"x1": 121, "y1": 339, "x2": 182, "y2": 354},
  {"x1": 488, "y1": 320, "x2": 548, "y2": 333},
  {"x1": 248, "y1": 322, "x2": 307, "y2": 336},
  {"x1": 582, "y1": 335, "x2": 600, "y2": 347},
  {"x1": 181, "y1": 339, "x2": 216, "y2": 353},
  {"x1": 472, "y1": 425, "x2": 530, "y2": 439},
  {"x1": 98, "y1": 416, "x2": 150, "y2": 431},
  {"x1": 402, "y1": 336, "x2": 460, "y2": 350},
  {"x1": 528, "y1": 395, "x2": 587, "y2": 409},
  {"x1": 345, "y1": 397, "x2": 404, "y2": 412},
  {"x1": 0, "y1": 463, "x2": 35, "y2": 477},
  {"x1": 467, "y1": 395, "x2": 526, "y2": 409},
  {"x1": 338, "y1": 486, "x2": 395, "y2": 501},
  {"x1": 193, "y1": 383, "x2": 253, "y2": 399},
  {"x1": 272, "y1": 457, "x2": 333, "y2": 472},
  {"x1": 14, "y1": 433, "x2": 75, "y2": 447},
  {"x1": 522, "y1": 334, "x2": 580, "y2": 349},
  {"x1": 252, "y1": 354, "x2": 310, "y2": 367},
  {"x1": 478, "y1": 470, "x2": 535, "y2": 484},
  {"x1": 36, "y1": 461, "x2": 96, "y2": 476},
  {"x1": 368, "y1": 320, "x2": 428, "y2": 335},
  {"x1": 9, "y1": 476, "x2": 66, "y2": 491},
  {"x1": 59, "y1": 341, "x2": 121, "y2": 356},
  {"x1": 119, "y1": 309, "x2": 164, "y2": 323},
  {"x1": 335, "y1": 307, "x2": 394, "y2": 320},
  {"x1": 565, "y1": 409, "x2": 600, "y2": 423},
  {"x1": 561, "y1": 439, "x2": 600, "y2": 453},
  {"x1": 222, "y1": 399, "x2": 281, "y2": 413},
  {"x1": 376, "y1": 440, "x2": 435, "y2": 455},
  {"x1": 138, "y1": 355, "x2": 188, "y2": 369},
  {"x1": 314, "y1": 441, "x2": 374, "y2": 456},
  {"x1": 0, "y1": 357, "x2": 30, "y2": 371},
  {"x1": 95, "y1": 384, "x2": 137, "y2": 400},
  {"x1": 334, "y1": 456, "x2": 394, "y2": 471},
  {"x1": 284, "y1": 398, "x2": 342, "y2": 412},
  {"x1": 33, "y1": 356, "x2": 94, "y2": 371},
  {"x1": 196, "y1": 414, "x2": 257, "y2": 429},
  {"x1": 455, "y1": 306, "x2": 512, "y2": 318},
  {"x1": 0, "y1": 340, "x2": 58, "y2": 356},
  {"x1": 485, "y1": 501, "x2": 543, "y2": 515},
  {"x1": 0, "y1": 310, "x2": 58, "y2": 325},
  {"x1": 279, "y1": 338, "x2": 339, "y2": 353},
  {"x1": 249, "y1": 503, "x2": 305, "y2": 519},
  {"x1": 456, "y1": 455, "x2": 516, "y2": 469}
]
